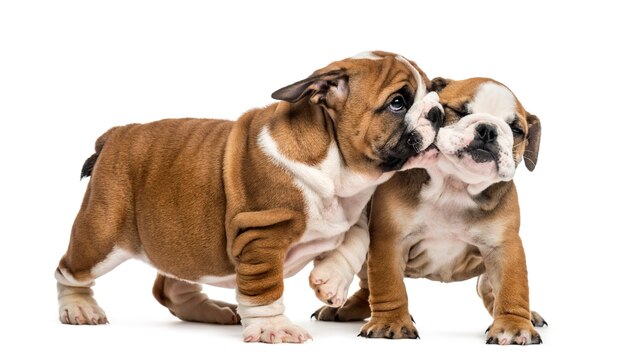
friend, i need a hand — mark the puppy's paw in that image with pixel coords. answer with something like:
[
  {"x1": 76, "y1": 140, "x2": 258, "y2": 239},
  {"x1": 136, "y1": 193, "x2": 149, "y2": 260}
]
[
  {"x1": 359, "y1": 315, "x2": 419, "y2": 339},
  {"x1": 242, "y1": 315, "x2": 312, "y2": 344},
  {"x1": 311, "y1": 305, "x2": 339, "y2": 321},
  {"x1": 312, "y1": 290, "x2": 371, "y2": 322},
  {"x1": 59, "y1": 295, "x2": 108, "y2": 325},
  {"x1": 486, "y1": 315, "x2": 542, "y2": 345},
  {"x1": 312, "y1": 303, "x2": 368, "y2": 322},
  {"x1": 309, "y1": 262, "x2": 352, "y2": 307}
]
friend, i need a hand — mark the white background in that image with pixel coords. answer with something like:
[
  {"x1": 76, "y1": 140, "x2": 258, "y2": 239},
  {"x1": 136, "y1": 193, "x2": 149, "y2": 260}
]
[{"x1": 1, "y1": 1, "x2": 624, "y2": 360}]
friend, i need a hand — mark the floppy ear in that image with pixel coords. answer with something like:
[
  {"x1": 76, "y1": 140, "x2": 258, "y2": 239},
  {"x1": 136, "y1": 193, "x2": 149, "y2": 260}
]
[
  {"x1": 429, "y1": 77, "x2": 452, "y2": 93},
  {"x1": 524, "y1": 113, "x2": 542, "y2": 171},
  {"x1": 271, "y1": 69, "x2": 348, "y2": 109}
]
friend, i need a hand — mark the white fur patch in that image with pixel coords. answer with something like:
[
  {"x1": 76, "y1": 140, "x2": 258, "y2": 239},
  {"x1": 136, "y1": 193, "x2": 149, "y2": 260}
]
[
  {"x1": 404, "y1": 91, "x2": 441, "y2": 155},
  {"x1": 196, "y1": 274, "x2": 237, "y2": 288},
  {"x1": 469, "y1": 82, "x2": 517, "y2": 123},
  {"x1": 258, "y1": 126, "x2": 334, "y2": 198},
  {"x1": 419, "y1": 171, "x2": 481, "y2": 210},
  {"x1": 55, "y1": 246, "x2": 133, "y2": 287},
  {"x1": 237, "y1": 296, "x2": 285, "y2": 318},
  {"x1": 90, "y1": 246, "x2": 133, "y2": 278}
]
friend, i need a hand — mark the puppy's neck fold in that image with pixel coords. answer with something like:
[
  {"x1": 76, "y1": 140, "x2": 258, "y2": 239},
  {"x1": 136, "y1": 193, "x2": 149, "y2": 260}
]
[{"x1": 423, "y1": 168, "x2": 511, "y2": 212}]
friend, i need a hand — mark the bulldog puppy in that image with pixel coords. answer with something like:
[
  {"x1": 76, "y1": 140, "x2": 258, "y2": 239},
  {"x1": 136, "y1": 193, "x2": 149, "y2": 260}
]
[
  {"x1": 54, "y1": 51, "x2": 443, "y2": 343},
  {"x1": 312, "y1": 77, "x2": 545, "y2": 345}
]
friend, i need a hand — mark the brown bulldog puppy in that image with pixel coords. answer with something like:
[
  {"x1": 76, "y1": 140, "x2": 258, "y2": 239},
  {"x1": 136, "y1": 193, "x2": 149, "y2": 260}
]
[
  {"x1": 312, "y1": 77, "x2": 545, "y2": 345},
  {"x1": 54, "y1": 51, "x2": 443, "y2": 343}
]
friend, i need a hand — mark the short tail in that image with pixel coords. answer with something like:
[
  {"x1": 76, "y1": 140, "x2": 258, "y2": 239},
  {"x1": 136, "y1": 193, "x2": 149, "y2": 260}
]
[
  {"x1": 80, "y1": 153, "x2": 99, "y2": 179},
  {"x1": 80, "y1": 127, "x2": 117, "y2": 179}
]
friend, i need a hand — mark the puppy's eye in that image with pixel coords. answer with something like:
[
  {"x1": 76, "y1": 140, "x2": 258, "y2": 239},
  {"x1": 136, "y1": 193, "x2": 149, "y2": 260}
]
[
  {"x1": 388, "y1": 96, "x2": 406, "y2": 113},
  {"x1": 510, "y1": 124, "x2": 525, "y2": 137},
  {"x1": 446, "y1": 104, "x2": 469, "y2": 118}
]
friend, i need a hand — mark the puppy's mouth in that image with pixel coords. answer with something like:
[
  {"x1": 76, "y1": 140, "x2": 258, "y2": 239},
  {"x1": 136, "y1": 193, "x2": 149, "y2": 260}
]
[
  {"x1": 424, "y1": 143, "x2": 439, "y2": 153},
  {"x1": 377, "y1": 130, "x2": 423, "y2": 172},
  {"x1": 393, "y1": 142, "x2": 440, "y2": 171},
  {"x1": 379, "y1": 153, "x2": 413, "y2": 172},
  {"x1": 467, "y1": 148, "x2": 494, "y2": 163},
  {"x1": 462, "y1": 140, "x2": 499, "y2": 164}
]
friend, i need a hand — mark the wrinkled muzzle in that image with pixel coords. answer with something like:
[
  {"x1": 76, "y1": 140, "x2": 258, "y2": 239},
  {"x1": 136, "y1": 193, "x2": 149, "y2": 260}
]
[{"x1": 436, "y1": 113, "x2": 517, "y2": 181}]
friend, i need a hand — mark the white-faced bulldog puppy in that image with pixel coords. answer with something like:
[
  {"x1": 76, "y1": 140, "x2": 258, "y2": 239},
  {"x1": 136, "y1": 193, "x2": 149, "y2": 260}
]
[
  {"x1": 312, "y1": 77, "x2": 545, "y2": 345},
  {"x1": 54, "y1": 51, "x2": 444, "y2": 343}
]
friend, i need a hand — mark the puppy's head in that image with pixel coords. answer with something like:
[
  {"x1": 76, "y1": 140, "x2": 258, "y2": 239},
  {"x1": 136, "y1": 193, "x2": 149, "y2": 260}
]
[
  {"x1": 272, "y1": 51, "x2": 443, "y2": 176},
  {"x1": 429, "y1": 77, "x2": 541, "y2": 185}
]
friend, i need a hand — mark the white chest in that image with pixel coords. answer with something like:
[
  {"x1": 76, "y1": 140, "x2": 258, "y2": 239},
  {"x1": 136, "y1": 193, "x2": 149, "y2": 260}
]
[
  {"x1": 300, "y1": 187, "x2": 372, "y2": 242},
  {"x1": 399, "y1": 177, "x2": 503, "y2": 278},
  {"x1": 405, "y1": 200, "x2": 474, "y2": 261},
  {"x1": 258, "y1": 126, "x2": 383, "y2": 277}
]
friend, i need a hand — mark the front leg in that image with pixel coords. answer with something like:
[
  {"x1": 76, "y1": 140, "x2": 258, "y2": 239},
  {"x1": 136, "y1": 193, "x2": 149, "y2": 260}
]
[
  {"x1": 232, "y1": 210, "x2": 311, "y2": 344},
  {"x1": 313, "y1": 262, "x2": 372, "y2": 322},
  {"x1": 359, "y1": 199, "x2": 417, "y2": 339},
  {"x1": 309, "y1": 210, "x2": 369, "y2": 307},
  {"x1": 481, "y1": 233, "x2": 542, "y2": 345}
]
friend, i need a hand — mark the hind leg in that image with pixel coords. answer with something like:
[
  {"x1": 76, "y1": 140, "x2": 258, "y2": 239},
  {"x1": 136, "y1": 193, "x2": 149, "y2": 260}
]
[
  {"x1": 152, "y1": 274, "x2": 239, "y2": 325},
  {"x1": 56, "y1": 245, "x2": 132, "y2": 325},
  {"x1": 56, "y1": 181, "x2": 135, "y2": 325}
]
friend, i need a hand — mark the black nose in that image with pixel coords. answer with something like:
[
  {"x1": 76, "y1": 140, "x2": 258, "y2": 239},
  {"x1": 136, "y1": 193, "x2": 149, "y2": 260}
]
[
  {"x1": 476, "y1": 123, "x2": 497, "y2": 143},
  {"x1": 426, "y1": 107, "x2": 444, "y2": 128},
  {"x1": 407, "y1": 131, "x2": 422, "y2": 153}
]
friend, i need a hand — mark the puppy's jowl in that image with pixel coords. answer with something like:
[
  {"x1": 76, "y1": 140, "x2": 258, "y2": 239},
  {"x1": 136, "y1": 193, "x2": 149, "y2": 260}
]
[
  {"x1": 313, "y1": 77, "x2": 545, "y2": 345},
  {"x1": 54, "y1": 51, "x2": 443, "y2": 343}
]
